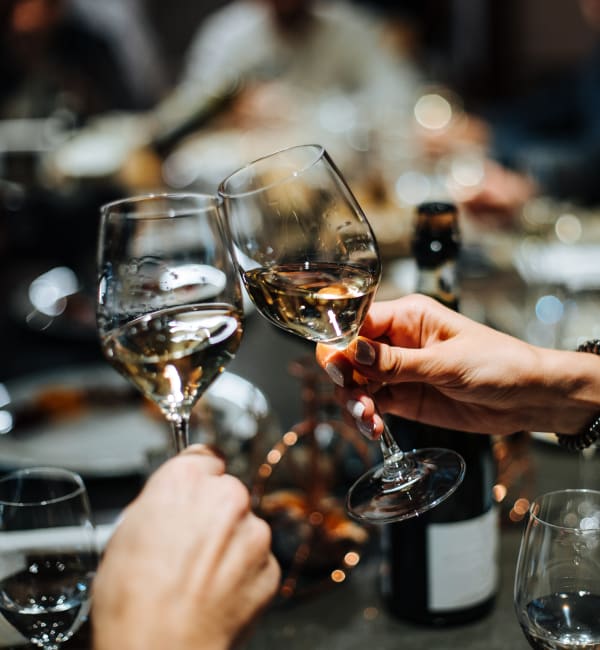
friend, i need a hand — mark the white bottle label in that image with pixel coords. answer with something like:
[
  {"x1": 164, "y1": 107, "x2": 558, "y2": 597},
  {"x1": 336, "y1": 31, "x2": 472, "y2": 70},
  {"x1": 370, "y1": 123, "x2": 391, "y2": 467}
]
[{"x1": 427, "y1": 507, "x2": 499, "y2": 611}]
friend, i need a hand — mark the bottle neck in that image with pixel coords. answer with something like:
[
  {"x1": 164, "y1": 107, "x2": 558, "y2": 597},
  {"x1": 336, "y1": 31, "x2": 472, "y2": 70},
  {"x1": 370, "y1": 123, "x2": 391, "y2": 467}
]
[{"x1": 415, "y1": 260, "x2": 460, "y2": 311}]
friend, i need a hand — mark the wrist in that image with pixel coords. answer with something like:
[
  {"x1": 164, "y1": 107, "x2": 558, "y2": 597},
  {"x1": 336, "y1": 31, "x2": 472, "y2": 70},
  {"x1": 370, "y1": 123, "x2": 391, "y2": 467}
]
[{"x1": 539, "y1": 345, "x2": 600, "y2": 434}]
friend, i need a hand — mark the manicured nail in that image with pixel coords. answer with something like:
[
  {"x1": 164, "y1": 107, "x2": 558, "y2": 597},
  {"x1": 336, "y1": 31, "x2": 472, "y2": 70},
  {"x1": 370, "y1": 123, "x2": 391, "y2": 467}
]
[
  {"x1": 325, "y1": 362, "x2": 344, "y2": 387},
  {"x1": 357, "y1": 419, "x2": 376, "y2": 440},
  {"x1": 355, "y1": 339, "x2": 375, "y2": 366},
  {"x1": 346, "y1": 399, "x2": 365, "y2": 419},
  {"x1": 181, "y1": 443, "x2": 225, "y2": 461}
]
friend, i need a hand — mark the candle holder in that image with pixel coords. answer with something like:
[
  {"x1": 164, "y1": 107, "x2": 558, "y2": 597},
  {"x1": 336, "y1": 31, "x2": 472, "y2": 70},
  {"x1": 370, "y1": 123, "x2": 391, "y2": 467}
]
[{"x1": 251, "y1": 356, "x2": 375, "y2": 601}]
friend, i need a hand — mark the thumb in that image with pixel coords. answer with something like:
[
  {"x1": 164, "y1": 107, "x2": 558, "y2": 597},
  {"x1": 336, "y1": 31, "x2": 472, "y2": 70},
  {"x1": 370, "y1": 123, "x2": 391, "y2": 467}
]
[{"x1": 350, "y1": 337, "x2": 435, "y2": 385}]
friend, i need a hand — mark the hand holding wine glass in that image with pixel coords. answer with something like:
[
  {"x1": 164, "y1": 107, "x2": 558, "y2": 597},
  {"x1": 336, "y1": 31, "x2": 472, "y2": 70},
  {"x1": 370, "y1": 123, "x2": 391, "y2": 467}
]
[
  {"x1": 92, "y1": 445, "x2": 280, "y2": 650},
  {"x1": 219, "y1": 144, "x2": 464, "y2": 523},
  {"x1": 0, "y1": 468, "x2": 97, "y2": 650},
  {"x1": 515, "y1": 489, "x2": 600, "y2": 649},
  {"x1": 97, "y1": 193, "x2": 244, "y2": 453}
]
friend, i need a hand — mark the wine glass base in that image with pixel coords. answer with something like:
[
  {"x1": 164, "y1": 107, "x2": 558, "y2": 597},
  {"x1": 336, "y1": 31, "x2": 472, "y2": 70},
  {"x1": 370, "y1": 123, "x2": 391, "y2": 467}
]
[{"x1": 346, "y1": 447, "x2": 466, "y2": 524}]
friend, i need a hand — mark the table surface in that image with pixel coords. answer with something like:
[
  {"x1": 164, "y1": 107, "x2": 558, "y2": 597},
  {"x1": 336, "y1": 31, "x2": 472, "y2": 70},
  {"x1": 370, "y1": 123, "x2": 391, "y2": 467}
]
[
  {"x1": 243, "y1": 530, "x2": 528, "y2": 650},
  {"x1": 7, "y1": 440, "x2": 588, "y2": 650},
  {"x1": 245, "y1": 442, "x2": 600, "y2": 650}
]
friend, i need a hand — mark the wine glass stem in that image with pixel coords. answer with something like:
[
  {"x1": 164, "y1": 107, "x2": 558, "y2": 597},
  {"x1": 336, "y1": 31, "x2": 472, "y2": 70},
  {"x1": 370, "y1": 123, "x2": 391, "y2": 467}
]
[
  {"x1": 378, "y1": 415, "x2": 411, "y2": 482},
  {"x1": 170, "y1": 415, "x2": 190, "y2": 453}
]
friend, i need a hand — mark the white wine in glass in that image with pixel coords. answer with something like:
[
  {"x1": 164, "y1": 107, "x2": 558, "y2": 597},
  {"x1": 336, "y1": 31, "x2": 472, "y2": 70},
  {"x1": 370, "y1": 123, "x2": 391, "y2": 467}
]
[
  {"x1": 219, "y1": 144, "x2": 465, "y2": 524},
  {"x1": 97, "y1": 193, "x2": 244, "y2": 453}
]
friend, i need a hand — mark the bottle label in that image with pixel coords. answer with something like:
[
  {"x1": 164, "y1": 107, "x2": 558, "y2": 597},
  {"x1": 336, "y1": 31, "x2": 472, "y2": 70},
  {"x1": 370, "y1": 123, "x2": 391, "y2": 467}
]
[{"x1": 427, "y1": 507, "x2": 499, "y2": 611}]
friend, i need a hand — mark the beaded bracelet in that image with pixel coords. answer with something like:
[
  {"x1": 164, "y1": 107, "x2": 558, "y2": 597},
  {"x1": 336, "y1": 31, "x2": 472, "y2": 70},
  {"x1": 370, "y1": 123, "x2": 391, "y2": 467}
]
[{"x1": 556, "y1": 339, "x2": 600, "y2": 451}]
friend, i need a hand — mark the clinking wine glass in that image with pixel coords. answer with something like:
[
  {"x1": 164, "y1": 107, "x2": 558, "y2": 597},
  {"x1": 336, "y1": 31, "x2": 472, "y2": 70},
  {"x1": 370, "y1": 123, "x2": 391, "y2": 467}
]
[
  {"x1": 218, "y1": 143, "x2": 465, "y2": 524},
  {"x1": 97, "y1": 193, "x2": 244, "y2": 453},
  {"x1": 514, "y1": 489, "x2": 600, "y2": 649},
  {"x1": 0, "y1": 467, "x2": 97, "y2": 650}
]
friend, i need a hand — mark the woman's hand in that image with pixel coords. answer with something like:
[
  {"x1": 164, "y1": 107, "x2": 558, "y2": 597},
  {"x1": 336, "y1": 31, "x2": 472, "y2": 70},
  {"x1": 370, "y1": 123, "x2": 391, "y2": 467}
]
[{"x1": 316, "y1": 294, "x2": 600, "y2": 438}]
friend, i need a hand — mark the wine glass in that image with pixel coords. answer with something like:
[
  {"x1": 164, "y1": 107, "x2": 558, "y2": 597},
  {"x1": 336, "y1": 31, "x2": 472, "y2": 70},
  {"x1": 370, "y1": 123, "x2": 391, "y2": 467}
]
[
  {"x1": 0, "y1": 467, "x2": 97, "y2": 650},
  {"x1": 218, "y1": 143, "x2": 465, "y2": 524},
  {"x1": 514, "y1": 488, "x2": 600, "y2": 649},
  {"x1": 97, "y1": 192, "x2": 244, "y2": 453}
]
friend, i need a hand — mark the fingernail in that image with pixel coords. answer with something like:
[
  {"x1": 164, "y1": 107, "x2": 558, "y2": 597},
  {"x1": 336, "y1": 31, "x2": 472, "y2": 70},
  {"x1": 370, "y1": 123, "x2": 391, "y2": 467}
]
[
  {"x1": 357, "y1": 419, "x2": 376, "y2": 440},
  {"x1": 346, "y1": 399, "x2": 365, "y2": 419},
  {"x1": 355, "y1": 340, "x2": 375, "y2": 366},
  {"x1": 325, "y1": 362, "x2": 344, "y2": 387},
  {"x1": 180, "y1": 443, "x2": 226, "y2": 462}
]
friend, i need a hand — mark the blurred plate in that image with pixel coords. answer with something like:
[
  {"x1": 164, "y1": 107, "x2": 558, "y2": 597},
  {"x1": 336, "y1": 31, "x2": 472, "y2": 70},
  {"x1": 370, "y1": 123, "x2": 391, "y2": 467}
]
[
  {"x1": 47, "y1": 112, "x2": 150, "y2": 181},
  {"x1": 0, "y1": 366, "x2": 274, "y2": 478},
  {"x1": 162, "y1": 126, "x2": 351, "y2": 192},
  {"x1": 514, "y1": 241, "x2": 600, "y2": 292}
]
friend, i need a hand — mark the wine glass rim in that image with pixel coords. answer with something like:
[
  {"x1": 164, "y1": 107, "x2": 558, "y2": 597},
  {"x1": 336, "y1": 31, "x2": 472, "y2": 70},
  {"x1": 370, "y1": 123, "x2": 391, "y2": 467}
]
[
  {"x1": 529, "y1": 487, "x2": 600, "y2": 530},
  {"x1": 100, "y1": 191, "x2": 222, "y2": 218},
  {"x1": 0, "y1": 466, "x2": 87, "y2": 506},
  {"x1": 217, "y1": 143, "x2": 326, "y2": 199}
]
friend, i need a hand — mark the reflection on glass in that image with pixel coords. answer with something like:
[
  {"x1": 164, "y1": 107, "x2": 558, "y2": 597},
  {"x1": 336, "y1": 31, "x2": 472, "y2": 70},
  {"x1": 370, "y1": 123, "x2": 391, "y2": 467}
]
[
  {"x1": 0, "y1": 468, "x2": 97, "y2": 650},
  {"x1": 97, "y1": 193, "x2": 244, "y2": 453},
  {"x1": 515, "y1": 489, "x2": 600, "y2": 649}
]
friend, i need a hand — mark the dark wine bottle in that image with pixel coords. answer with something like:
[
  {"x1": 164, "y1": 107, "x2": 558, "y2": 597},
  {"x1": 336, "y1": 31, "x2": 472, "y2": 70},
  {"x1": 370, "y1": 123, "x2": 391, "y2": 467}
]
[{"x1": 380, "y1": 201, "x2": 499, "y2": 626}]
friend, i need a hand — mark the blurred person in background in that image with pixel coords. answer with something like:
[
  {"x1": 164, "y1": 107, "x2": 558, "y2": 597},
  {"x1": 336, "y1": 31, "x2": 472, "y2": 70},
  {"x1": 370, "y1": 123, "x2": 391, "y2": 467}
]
[
  {"x1": 150, "y1": 0, "x2": 423, "y2": 148},
  {"x1": 70, "y1": 0, "x2": 168, "y2": 112}
]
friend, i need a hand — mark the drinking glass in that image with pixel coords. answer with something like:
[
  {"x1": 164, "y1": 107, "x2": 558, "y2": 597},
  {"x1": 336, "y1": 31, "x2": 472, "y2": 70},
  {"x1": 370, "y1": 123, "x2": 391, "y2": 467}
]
[
  {"x1": 97, "y1": 193, "x2": 244, "y2": 453},
  {"x1": 218, "y1": 143, "x2": 465, "y2": 524},
  {"x1": 514, "y1": 488, "x2": 600, "y2": 649},
  {"x1": 0, "y1": 467, "x2": 97, "y2": 650}
]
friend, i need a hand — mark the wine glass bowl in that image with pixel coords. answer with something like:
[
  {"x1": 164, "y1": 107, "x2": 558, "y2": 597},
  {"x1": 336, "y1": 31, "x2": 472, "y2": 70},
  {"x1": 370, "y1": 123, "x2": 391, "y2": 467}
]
[
  {"x1": 97, "y1": 193, "x2": 244, "y2": 452},
  {"x1": 219, "y1": 144, "x2": 465, "y2": 524},
  {"x1": 220, "y1": 144, "x2": 380, "y2": 349},
  {"x1": 514, "y1": 488, "x2": 600, "y2": 649},
  {"x1": 0, "y1": 467, "x2": 97, "y2": 650}
]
